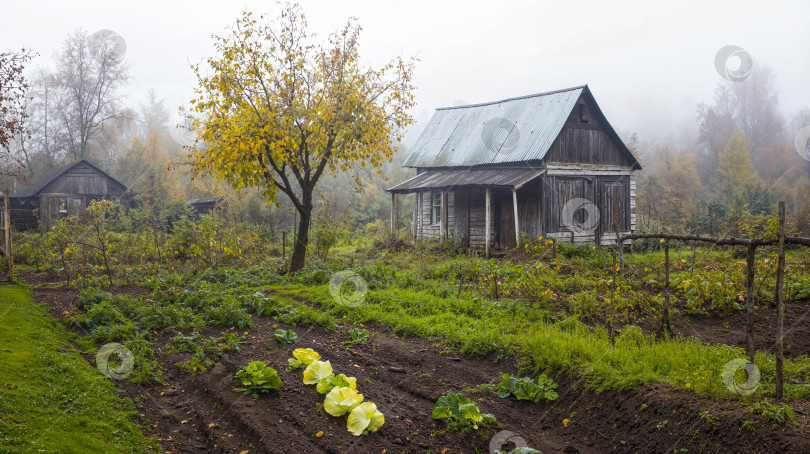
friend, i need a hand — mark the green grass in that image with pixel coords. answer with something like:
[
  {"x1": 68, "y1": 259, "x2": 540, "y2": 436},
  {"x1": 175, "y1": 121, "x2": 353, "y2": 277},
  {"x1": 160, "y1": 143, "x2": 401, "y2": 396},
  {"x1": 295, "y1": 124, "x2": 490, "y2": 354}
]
[
  {"x1": 128, "y1": 245, "x2": 807, "y2": 402},
  {"x1": 0, "y1": 284, "x2": 157, "y2": 453},
  {"x1": 256, "y1": 244, "x2": 810, "y2": 400},
  {"x1": 272, "y1": 282, "x2": 810, "y2": 399}
]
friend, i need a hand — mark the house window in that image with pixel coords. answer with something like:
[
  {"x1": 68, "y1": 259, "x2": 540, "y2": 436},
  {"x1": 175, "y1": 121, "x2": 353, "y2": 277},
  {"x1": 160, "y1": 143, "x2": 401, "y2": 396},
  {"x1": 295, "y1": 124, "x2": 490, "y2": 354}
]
[
  {"x1": 430, "y1": 192, "x2": 442, "y2": 225},
  {"x1": 578, "y1": 104, "x2": 589, "y2": 123},
  {"x1": 58, "y1": 198, "x2": 68, "y2": 215}
]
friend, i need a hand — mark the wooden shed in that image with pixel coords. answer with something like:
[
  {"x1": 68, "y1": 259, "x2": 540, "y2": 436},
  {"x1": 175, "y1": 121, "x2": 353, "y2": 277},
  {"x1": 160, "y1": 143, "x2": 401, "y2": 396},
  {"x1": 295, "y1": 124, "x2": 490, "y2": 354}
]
[
  {"x1": 387, "y1": 85, "x2": 641, "y2": 255},
  {"x1": 187, "y1": 197, "x2": 224, "y2": 215},
  {"x1": 7, "y1": 160, "x2": 129, "y2": 230}
]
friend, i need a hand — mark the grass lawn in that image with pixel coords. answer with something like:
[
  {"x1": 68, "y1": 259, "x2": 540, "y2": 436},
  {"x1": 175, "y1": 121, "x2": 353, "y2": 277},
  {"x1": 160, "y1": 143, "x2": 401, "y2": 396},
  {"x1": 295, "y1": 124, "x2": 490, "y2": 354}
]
[{"x1": 0, "y1": 283, "x2": 157, "y2": 453}]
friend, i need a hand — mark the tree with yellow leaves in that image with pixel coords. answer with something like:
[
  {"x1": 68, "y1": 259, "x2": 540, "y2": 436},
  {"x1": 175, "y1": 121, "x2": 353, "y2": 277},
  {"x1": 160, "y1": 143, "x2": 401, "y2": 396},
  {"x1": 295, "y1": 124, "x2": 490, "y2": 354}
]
[
  {"x1": 185, "y1": 4, "x2": 416, "y2": 271},
  {"x1": 717, "y1": 132, "x2": 760, "y2": 198}
]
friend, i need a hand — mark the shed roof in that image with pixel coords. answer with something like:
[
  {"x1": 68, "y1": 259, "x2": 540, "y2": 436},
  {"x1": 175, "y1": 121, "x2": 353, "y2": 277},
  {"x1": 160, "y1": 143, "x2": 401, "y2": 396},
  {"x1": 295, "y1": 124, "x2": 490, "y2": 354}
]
[
  {"x1": 402, "y1": 85, "x2": 639, "y2": 169},
  {"x1": 387, "y1": 167, "x2": 545, "y2": 194},
  {"x1": 10, "y1": 160, "x2": 128, "y2": 198},
  {"x1": 188, "y1": 197, "x2": 224, "y2": 205}
]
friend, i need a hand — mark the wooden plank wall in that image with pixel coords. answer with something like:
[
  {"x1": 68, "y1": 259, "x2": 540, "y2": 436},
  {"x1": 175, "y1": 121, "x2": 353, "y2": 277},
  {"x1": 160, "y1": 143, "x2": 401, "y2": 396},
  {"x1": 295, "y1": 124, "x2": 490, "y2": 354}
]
[
  {"x1": 543, "y1": 170, "x2": 637, "y2": 245},
  {"x1": 543, "y1": 93, "x2": 635, "y2": 167},
  {"x1": 35, "y1": 162, "x2": 127, "y2": 228},
  {"x1": 411, "y1": 172, "x2": 637, "y2": 248},
  {"x1": 453, "y1": 190, "x2": 469, "y2": 245},
  {"x1": 516, "y1": 178, "x2": 543, "y2": 241},
  {"x1": 415, "y1": 190, "x2": 454, "y2": 240},
  {"x1": 544, "y1": 128, "x2": 632, "y2": 167},
  {"x1": 40, "y1": 163, "x2": 119, "y2": 196},
  {"x1": 468, "y1": 189, "x2": 495, "y2": 248},
  {"x1": 9, "y1": 198, "x2": 38, "y2": 230}
]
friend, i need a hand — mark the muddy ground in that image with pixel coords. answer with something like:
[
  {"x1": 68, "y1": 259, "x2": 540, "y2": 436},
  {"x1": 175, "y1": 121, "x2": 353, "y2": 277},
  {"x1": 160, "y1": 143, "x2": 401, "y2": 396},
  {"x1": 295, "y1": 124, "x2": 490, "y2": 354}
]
[{"x1": 21, "y1": 271, "x2": 810, "y2": 453}]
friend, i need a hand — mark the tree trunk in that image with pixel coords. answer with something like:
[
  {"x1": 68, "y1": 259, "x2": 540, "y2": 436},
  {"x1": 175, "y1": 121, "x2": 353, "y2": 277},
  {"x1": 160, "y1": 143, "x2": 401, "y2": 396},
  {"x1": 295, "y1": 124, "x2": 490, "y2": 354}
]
[{"x1": 289, "y1": 200, "x2": 312, "y2": 273}]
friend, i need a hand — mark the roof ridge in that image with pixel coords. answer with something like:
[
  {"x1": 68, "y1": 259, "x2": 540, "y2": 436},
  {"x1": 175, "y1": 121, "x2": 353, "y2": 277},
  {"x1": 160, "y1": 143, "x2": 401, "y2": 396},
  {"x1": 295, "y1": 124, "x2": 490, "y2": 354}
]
[{"x1": 436, "y1": 84, "x2": 588, "y2": 111}]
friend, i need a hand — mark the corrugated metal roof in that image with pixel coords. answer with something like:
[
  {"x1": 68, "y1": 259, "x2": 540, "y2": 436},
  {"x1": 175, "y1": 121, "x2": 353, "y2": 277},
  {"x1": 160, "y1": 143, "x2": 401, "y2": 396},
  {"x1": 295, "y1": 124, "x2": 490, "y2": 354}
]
[
  {"x1": 403, "y1": 86, "x2": 585, "y2": 168},
  {"x1": 387, "y1": 167, "x2": 545, "y2": 194}
]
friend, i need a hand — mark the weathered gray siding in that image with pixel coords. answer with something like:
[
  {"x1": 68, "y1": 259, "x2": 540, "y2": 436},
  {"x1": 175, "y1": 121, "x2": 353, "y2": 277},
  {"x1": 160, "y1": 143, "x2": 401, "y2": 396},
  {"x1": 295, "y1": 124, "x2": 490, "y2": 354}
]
[
  {"x1": 415, "y1": 190, "x2": 455, "y2": 240},
  {"x1": 11, "y1": 161, "x2": 129, "y2": 231},
  {"x1": 412, "y1": 167, "x2": 637, "y2": 248},
  {"x1": 543, "y1": 166, "x2": 636, "y2": 245},
  {"x1": 542, "y1": 94, "x2": 635, "y2": 167}
]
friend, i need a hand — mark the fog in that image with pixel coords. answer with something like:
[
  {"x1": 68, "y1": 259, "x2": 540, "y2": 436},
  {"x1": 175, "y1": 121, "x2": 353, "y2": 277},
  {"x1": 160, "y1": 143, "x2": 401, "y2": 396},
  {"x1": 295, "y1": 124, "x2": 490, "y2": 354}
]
[{"x1": 2, "y1": 0, "x2": 809, "y2": 151}]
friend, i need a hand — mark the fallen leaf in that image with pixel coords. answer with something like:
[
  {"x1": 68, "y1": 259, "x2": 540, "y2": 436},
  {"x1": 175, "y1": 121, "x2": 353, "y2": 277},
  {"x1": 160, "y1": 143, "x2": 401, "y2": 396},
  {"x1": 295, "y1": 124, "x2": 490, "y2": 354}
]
[
  {"x1": 316, "y1": 431, "x2": 323, "y2": 438},
  {"x1": 563, "y1": 418, "x2": 571, "y2": 427}
]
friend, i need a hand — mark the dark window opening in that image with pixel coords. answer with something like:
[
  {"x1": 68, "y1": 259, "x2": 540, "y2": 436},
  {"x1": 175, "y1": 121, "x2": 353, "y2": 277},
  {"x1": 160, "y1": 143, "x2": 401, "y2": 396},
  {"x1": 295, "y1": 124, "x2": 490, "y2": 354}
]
[{"x1": 578, "y1": 104, "x2": 589, "y2": 123}]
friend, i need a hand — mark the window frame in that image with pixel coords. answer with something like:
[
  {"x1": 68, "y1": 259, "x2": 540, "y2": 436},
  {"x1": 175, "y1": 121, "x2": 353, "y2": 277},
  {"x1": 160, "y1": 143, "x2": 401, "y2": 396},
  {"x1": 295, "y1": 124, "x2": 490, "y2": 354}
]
[
  {"x1": 430, "y1": 191, "x2": 442, "y2": 225},
  {"x1": 57, "y1": 197, "x2": 68, "y2": 215}
]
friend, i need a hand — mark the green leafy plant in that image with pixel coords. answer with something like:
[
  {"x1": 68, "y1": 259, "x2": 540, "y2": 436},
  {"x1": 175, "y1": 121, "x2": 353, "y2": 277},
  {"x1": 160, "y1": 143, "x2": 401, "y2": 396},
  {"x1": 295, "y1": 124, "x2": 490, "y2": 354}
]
[
  {"x1": 748, "y1": 401, "x2": 796, "y2": 427},
  {"x1": 500, "y1": 448, "x2": 541, "y2": 454},
  {"x1": 324, "y1": 386, "x2": 364, "y2": 416},
  {"x1": 234, "y1": 361, "x2": 283, "y2": 398},
  {"x1": 741, "y1": 420, "x2": 756, "y2": 433},
  {"x1": 344, "y1": 328, "x2": 369, "y2": 345},
  {"x1": 495, "y1": 373, "x2": 559, "y2": 402},
  {"x1": 274, "y1": 328, "x2": 298, "y2": 344},
  {"x1": 287, "y1": 347, "x2": 320, "y2": 371},
  {"x1": 432, "y1": 392, "x2": 496, "y2": 432},
  {"x1": 168, "y1": 331, "x2": 243, "y2": 375},
  {"x1": 316, "y1": 373, "x2": 357, "y2": 395},
  {"x1": 347, "y1": 402, "x2": 385, "y2": 436}
]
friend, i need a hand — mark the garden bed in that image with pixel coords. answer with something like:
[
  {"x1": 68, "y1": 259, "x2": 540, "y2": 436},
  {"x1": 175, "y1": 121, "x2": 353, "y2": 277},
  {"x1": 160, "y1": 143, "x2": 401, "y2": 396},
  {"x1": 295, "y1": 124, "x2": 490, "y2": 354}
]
[{"x1": 23, "y1": 271, "x2": 810, "y2": 454}]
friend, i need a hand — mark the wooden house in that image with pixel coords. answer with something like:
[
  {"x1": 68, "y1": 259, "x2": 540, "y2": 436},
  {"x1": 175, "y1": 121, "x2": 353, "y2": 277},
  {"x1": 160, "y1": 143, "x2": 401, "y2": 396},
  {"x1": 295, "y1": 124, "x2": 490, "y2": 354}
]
[
  {"x1": 387, "y1": 85, "x2": 641, "y2": 255},
  {"x1": 188, "y1": 197, "x2": 224, "y2": 215},
  {"x1": 7, "y1": 160, "x2": 129, "y2": 230}
]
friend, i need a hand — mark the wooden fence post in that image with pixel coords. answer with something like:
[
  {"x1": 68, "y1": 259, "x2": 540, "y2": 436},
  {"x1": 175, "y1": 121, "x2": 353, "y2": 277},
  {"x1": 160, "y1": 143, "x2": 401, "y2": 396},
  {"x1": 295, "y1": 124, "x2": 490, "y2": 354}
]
[
  {"x1": 609, "y1": 245, "x2": 617, "y2": 344},
  {"x1": 745, "y1": 243, "x2": 757, "y2": 362},
  {"x1": 775, "y1": 201, "x2": 786, "y2": 400},
  {"x1": 662, "y1": 238, "x2": 671, "y2": 335},
  {"x1": 3, "y1": 191, "x2": 12, "y2": 281}
]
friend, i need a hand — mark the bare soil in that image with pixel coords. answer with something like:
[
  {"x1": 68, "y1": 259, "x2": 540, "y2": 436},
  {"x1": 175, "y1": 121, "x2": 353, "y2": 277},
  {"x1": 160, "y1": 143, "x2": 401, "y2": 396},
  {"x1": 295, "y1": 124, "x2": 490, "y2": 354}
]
[
  {"x1": 674, "y1": 301, "x2": 810, "y2": 358},
  {"x1": 19, "y1": 270, "x2": 810, "y2": 453}
]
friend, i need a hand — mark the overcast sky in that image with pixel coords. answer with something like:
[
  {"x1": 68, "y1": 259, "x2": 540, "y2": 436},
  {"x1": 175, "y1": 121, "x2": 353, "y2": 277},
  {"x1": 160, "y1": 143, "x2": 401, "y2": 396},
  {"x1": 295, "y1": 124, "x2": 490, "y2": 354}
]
[{"x1": 3, "y1": 0, "x2": 809, "y2": 150}]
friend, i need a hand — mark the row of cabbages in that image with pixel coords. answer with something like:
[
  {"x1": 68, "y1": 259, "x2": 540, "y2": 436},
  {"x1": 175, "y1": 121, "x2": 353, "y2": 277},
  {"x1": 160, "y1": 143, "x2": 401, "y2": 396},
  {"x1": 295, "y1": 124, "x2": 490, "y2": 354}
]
[{"x1": 289, "y1": 348, "x2": 385, "y2": 436}]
